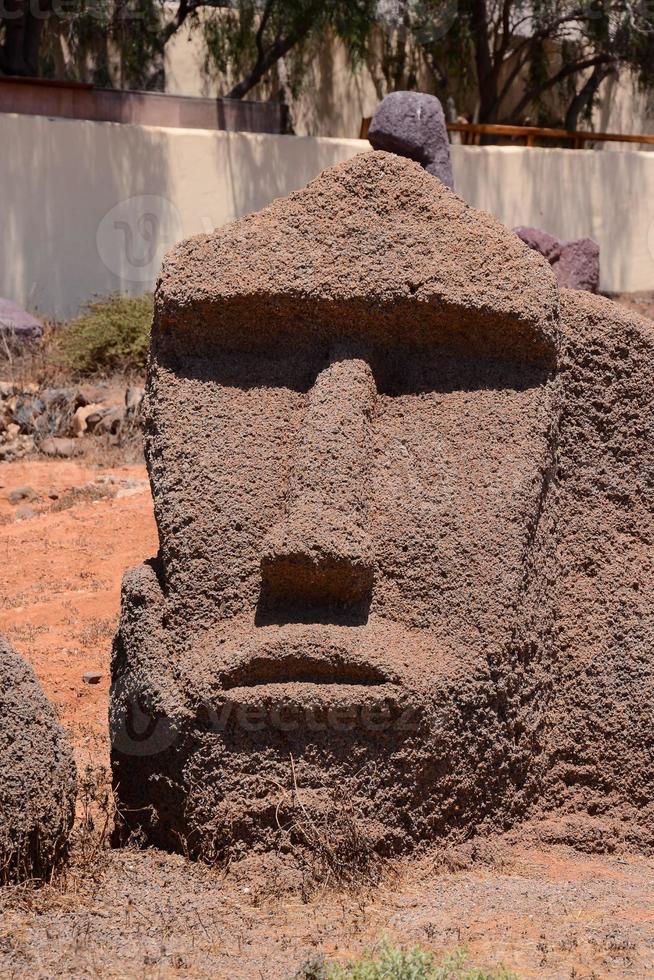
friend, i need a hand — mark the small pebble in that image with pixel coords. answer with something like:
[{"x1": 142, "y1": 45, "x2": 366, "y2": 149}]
[
  {"x1": 82, "y1": 671, "x2": 103, "y2": 685},
  {"x1": 8, "y1": 485, "x2": 37, "y2": 504}
]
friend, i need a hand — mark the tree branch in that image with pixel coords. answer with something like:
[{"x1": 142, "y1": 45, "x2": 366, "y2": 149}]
[
  {"x1": 509, "y1": 53, "x2": 614, "y2": 122},
  {"x1": 565, "y1": 62, "x2": 616, "y2": 130},
  {"x1": 226, "y1": 27, "x2": 306, "y2": 99}
]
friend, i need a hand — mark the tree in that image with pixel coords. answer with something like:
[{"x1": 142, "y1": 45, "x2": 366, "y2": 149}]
[
  {"x1": 201, "y1": 0, "x2": 376, "y2": 100},
  {"x1": 0, "y1": 0, "x2": 51, "y2": 77},
  {"x1": 3, "y1": 0, "x2": 653, "y2": 134},
  {"x1": 386, "y1": 0, "x2": 654, "y2": 128}
]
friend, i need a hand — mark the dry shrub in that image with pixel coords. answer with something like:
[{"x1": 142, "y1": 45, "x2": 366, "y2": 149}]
[
  {"x1": 54, "y1": 295, "x2": 153, "y2": 377},
  {"x1": 1, "y1": 766, "x2": 117, "y2": 907}
]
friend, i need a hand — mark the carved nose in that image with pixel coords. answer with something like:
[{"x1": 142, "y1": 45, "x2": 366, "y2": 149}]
[{"x1": 261, "y1": 352, "x2": 377, "y2": 607}]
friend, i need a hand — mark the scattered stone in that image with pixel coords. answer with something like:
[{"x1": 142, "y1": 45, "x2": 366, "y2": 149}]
[
  {"x1": 125, "y1": 385, "x2": 145, "y2": 413},
  {"x1": 40, "y1": 387, "x2": 76, "y2": 408},
  {"x1": 0, "y1": 382, "x2": 144, "y2": 453},
  {"x1": 0, "y1": 634, "x2": 76, "y2": 883},
  {"x1": 73, "y1": 402, "x2": 106, "y2": 437},
  {"x1": 368, "y1": 91, "x2": 454, "y2": 189},
  {"x1": 556, "y1": 237, "x2": 601, "y2": 292},
  {"x1": 82, "y1": 671, "x2": 103, "y2": 685},
  {"x1": 40, "y1": 436, "x2": 80, "y2": 458},
  {"x1": 0, "y1": 438, "x2": 32, "y2": 461},
  {"x1": 8, "y1": 486, "x2": 37, "y2": 504},
  {"x1": 14, "y1": 505, "x2": 35, "y2": 520},
  {"x1": 96, "y1": 405, "x2": 125, "y2": 436},
  {"x1": 0, "y1": 298, "x2": 43, "y2": 340},
  {"x1": 78, "y1": 383, "x2": 111, "y2": 405},
  {"x1": 0, "y1": 382, "x2": 15, "y2": 398},
  {"x1": 115, "y1": 484, "x2": 148, "y2": 499},
  {"x1": 515, "y1": 226, "x2": 600, "y2": 292}
]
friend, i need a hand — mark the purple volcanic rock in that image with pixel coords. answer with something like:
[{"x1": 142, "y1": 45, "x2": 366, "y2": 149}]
[
  {"x1": 368, "y1": 91, "x2": 454, "y2": 190},
  {"x1": 515, "y1": 227, "x2": 599, "y2": 292},
  {"x1": 0, "y1": 299, "x2": 44, "y2": 340}
]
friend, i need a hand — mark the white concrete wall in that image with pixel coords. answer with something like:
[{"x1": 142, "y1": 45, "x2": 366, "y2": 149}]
[{"x1": 2, "y1": 112, "x2": 653, "y2": 320}]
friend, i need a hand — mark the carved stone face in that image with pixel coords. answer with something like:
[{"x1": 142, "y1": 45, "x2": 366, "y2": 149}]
[{"x1": 111, "y1": 152, "x2": 562, "y2": 857}]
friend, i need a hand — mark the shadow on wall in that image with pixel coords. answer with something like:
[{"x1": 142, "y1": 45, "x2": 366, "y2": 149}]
[
  {"x1": 451, "y1": 145, "x2": 654, "y2": 294},
  {"x1": 0, "y1": 113, "x2": 367, "y2": 319},
  {"x1": 1, "y1": 114, "x2": 176, "y2": 320}
]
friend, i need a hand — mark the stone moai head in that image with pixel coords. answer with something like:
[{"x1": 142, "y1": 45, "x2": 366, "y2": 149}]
[
  {"x1": 368, "y1": 91, "x2": 454, "y2": 189},
  {"x1": 111, "y1": 151, "x2": 654, "y2": 862}
]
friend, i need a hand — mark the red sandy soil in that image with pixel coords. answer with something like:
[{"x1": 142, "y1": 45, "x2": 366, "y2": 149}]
[{"x1": 1, "y1": 458, "x2": 654, "y2": 978}]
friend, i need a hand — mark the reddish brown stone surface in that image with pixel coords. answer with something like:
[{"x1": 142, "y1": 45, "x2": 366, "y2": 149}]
[
  {"x1": 110, "y1": 152, "x2": 653, "y2": 861},
  {"x1": 0, "y1": 633, "x2": 76, "y2": 882}
]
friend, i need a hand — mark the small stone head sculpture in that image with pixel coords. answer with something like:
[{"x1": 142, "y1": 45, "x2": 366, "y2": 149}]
[{"x1": 111, "y1": 152, "x2": 654, "y2": 860}]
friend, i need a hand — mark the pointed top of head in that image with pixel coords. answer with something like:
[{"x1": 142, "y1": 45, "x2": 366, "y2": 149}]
[{"x1": 156, "y1": 151, "x2": 559, "y2": 367}]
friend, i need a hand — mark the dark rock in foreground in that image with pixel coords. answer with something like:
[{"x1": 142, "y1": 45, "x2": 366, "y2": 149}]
[{"x1": 0, "y1": 635, "x2": 76, "y2": 883}]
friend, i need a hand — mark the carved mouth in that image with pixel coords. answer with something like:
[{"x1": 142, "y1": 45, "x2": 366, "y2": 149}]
[{"x1": 220, "y1": 652, "x2": 392, "y2": 690}]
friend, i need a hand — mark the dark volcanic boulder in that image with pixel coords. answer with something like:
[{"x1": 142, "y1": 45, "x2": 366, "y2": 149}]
[
  {"x1": 368, "y1": 91, "x2": 454, "y2": 189},
  {"x1": 0, "y1": 635, "x2": 76, "y2": 883}
]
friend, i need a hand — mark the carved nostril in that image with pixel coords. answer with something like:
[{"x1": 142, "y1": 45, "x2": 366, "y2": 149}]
[{"x1": 260, "y1": 353, "x2": 377, "y2": 609}]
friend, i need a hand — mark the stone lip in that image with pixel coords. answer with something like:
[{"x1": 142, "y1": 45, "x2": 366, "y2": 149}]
[
  {"x1": 114, "y1": 612, "x2": 480, "y2": 723},
  {"x1": 155, "y1": 152, "x2": 560, "y2": 367}
]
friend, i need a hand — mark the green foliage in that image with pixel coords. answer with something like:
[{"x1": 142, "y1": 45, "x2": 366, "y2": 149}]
[
  {"x1": 41, "y1": 0, "x2": 165, "y2": 89},
  {"x1": 56, "y1": 294, "x2": 153, "y2": 376},
  {"x1": 380, "y1": 0, "x2": 654, "y2": 126},
  {"x1": 295, "y1": 940, "x2": 518, "y2": 980},
  {"x1": 16, "y1": 0, "x2": 654, "y2": 129},
  {"x1": 203, "y1": 0, "x2": 377, "y2": 100}
]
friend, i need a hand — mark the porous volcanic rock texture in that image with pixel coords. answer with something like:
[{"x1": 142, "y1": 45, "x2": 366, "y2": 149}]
[
  {"x1": 367, "y1": 91, "x2": 455, "y2": 189},
  {"x1": 534, "y1": 290, "x2": 654, "y2": 852},
  {"x1": 110, "y1": 151, "x2": 652, "y2": 862},
  {"x1": 515, "y1": 226, "x2": 600, "y2": 292},
  {"x1": 0, "y1": 634, "x2": 76, "y2": 883}
]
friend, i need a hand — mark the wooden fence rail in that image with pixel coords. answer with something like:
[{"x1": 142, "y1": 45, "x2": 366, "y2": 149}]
[{"x1": 360, "y1": 116, "x2": 654, "y2": 149}]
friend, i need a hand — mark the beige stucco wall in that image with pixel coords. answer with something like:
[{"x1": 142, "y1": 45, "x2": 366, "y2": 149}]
[{"x1": 2, "y1": 112, "x2": 653, "y2": 320}]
